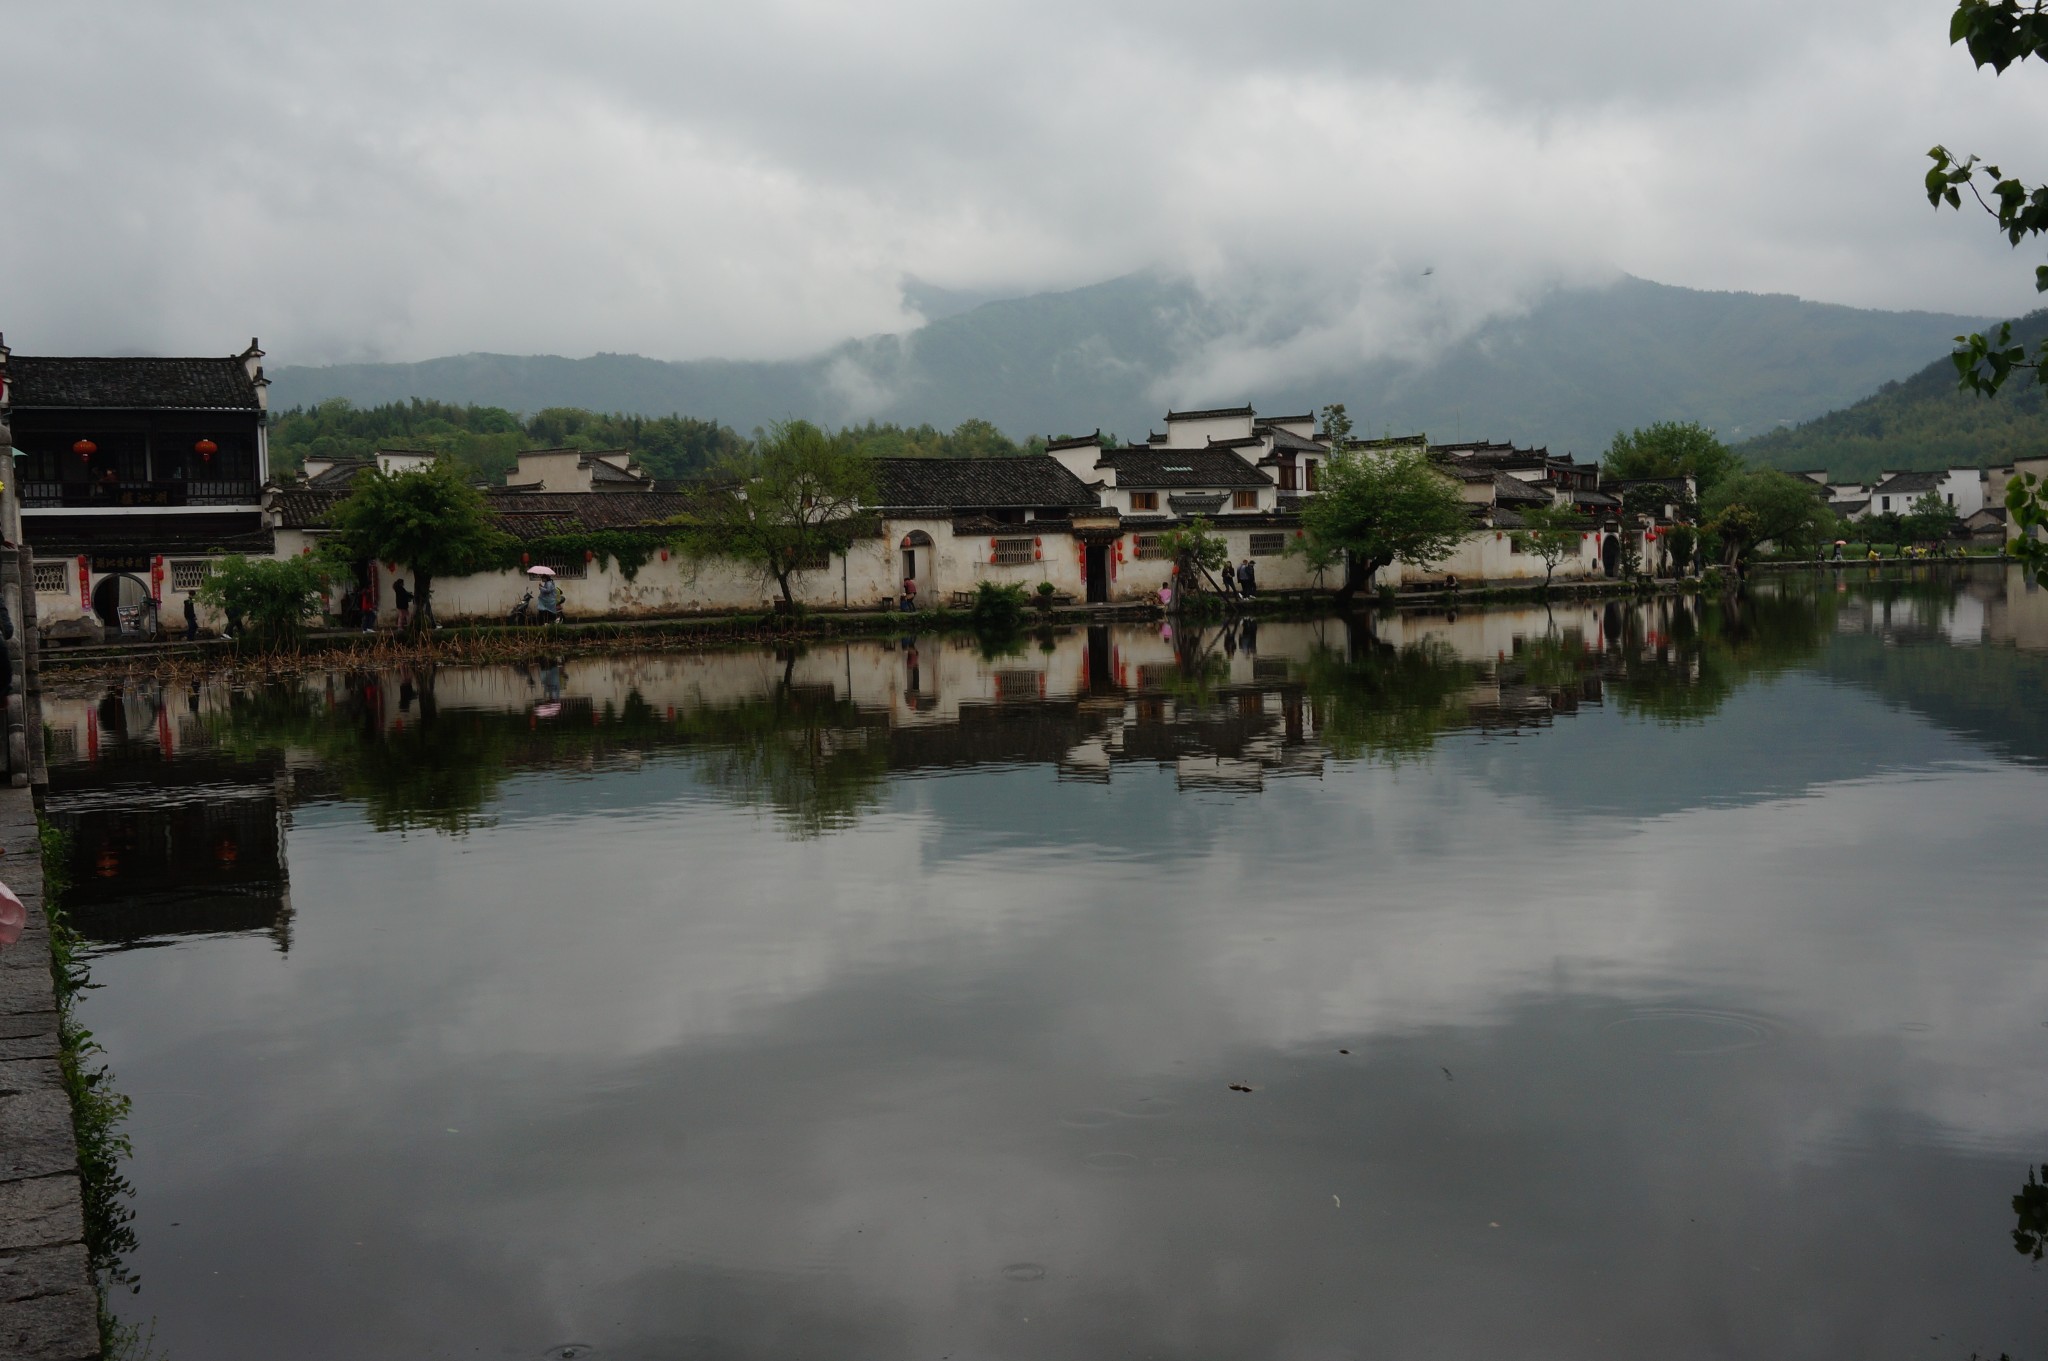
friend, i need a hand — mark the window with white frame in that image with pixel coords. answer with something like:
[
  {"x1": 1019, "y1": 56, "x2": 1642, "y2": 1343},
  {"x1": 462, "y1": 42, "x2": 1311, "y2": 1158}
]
[
  {"x1": 171, "y1": 560, "x2": 212, "y2": 593},
  {"x1": 31, "y1": 562, "x2": 67, "y2": 595},
  {"x1": 1133, "y1": 534, "x2": 1167, "y2": 560}
]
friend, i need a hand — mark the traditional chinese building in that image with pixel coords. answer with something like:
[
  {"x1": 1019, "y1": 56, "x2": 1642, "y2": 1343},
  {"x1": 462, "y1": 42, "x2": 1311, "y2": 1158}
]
[{"x1": 1, "y1": 342, "x2": 272, "y2": 636}]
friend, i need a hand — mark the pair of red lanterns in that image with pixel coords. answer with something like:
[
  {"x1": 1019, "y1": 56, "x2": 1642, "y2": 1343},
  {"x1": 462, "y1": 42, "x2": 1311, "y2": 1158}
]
[{"x1": 69, "y1": 438, "x2": 216, "y2": 461}]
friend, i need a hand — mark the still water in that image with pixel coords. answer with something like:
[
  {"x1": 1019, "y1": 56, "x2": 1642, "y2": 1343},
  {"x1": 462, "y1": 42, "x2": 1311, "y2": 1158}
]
[{"x1": 43, "y1": 567, "x2": 2048, "y2": 1359}]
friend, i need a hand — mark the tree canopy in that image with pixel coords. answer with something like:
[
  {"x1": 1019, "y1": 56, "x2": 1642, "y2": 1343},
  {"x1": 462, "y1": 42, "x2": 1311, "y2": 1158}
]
[
  {"x1": 675, "y1": 420, "x2": 877, "y2": 608},
  {"x1": 1299, "y1": 444, "x2": 1472, "y2": 595},
  {"x1": 194, "y1": 554, "x2": 329, "y2": 652},
  {"x1": 1601, "y1": 421, "x2": 1740, "y2": 498},
  {"x1": 323, "y1": 461, "x2": 510, "y2": 631},
  {"x1": 1512, "y1": 504, "x2": 1586, "y2": 589},
  {"x1": 1701, "y1": 469, "x2": 1838, "y2": 567},
  {"x1": 269, "y1": 399, "x2": 1032, "y2": 485}
]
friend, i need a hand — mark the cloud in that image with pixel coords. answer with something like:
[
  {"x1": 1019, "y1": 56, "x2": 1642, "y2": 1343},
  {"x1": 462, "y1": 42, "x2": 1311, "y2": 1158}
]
[{"x1": 3, "y1": 0, "x2": 2044, "y2": 367}]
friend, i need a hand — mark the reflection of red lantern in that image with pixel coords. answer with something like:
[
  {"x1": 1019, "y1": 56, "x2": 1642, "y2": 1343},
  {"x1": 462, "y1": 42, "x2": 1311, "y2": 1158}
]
[
  {"x1": 194, "y1": 438, "x2": 218, "y2": 462},
  {"x1": 73, "y1": 439, "x2": 96, "y2": 460}
]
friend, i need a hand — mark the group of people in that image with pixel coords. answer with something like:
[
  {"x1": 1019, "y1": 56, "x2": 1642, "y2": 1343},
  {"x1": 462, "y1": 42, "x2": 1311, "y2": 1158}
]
[{"x1": 1218, "y1": 557, "x2": 1259, "y2": 599}]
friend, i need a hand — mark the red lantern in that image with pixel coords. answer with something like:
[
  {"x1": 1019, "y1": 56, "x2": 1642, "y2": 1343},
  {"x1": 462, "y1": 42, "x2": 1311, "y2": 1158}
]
[
  {"x1": 73, "y1": 439, "x2": 96, "y2": 460},
  {"x1": 659, "y1": 549, "x2": 669, "y2": 562},
  {"x1": 194, "y1": 438, "x2": 218, "y2": 461},
  {"x1": 521, "y1": 552, "x2": 530, "y2": 566},
  {"x1": 1033, "y1": 536, "x2": 1042, "y2": 547},
  {"x1": 585, "y1": 548, "x2": 595, "y2": 563}
]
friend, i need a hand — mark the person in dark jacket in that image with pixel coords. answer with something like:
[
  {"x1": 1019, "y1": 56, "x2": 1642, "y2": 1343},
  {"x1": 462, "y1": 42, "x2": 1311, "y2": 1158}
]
[
  {"x1": 184, "y1": 595, "x2": 199, "y2": 641},
  {"x1": 392, "y1": 578, "x2": 413, "y2": 632}
]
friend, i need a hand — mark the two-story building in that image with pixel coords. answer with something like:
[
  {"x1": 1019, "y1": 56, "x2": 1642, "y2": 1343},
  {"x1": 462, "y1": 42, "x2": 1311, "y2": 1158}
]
[{"x1": 2, "y1": 343, "x2": 272, "y2": 636}]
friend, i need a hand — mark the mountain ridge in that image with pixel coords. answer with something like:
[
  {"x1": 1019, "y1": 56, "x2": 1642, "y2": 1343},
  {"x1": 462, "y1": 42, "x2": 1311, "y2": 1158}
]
[{"x1": 269, "y1": 274, "x2": 1988, "y2": 457}]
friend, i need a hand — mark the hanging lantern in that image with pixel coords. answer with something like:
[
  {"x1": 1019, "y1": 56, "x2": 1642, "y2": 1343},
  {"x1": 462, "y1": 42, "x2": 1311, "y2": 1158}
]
[
  {"x1": 521, "y1": 552, "x2": 530, "y2": 566},
  {"x1": 73, "y1": 439, "x2": 96, "y2": 460},
  {"x1": 194, "y1": 437, "x2": 218, "y2": 462},
  {"x1": 659, "y1": 548, "x2": 669, "y2": 562},
  {"x1": 585, "y1": 548, "x2": 595, "y2": 563}
]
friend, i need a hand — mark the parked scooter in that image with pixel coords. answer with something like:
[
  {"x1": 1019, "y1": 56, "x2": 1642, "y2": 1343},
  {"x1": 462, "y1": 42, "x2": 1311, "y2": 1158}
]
[{"x1": 507, "y1": 590, "x2": 566, "y2": 626}]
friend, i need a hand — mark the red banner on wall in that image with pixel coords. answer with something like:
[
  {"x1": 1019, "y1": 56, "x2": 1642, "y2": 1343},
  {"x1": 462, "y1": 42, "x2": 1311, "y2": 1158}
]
[{"x1": 77, "y1": 556, "x2": 90, "y2": 610}]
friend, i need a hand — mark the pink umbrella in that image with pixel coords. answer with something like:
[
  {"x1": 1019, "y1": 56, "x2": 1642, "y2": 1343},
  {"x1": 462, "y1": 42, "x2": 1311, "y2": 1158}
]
[
  {"x1": 526, "y1": 565, "x2": 557, "y2": 577},
  {"x1": 0, "y1": 880, "x2": 25, "y2": 949}
]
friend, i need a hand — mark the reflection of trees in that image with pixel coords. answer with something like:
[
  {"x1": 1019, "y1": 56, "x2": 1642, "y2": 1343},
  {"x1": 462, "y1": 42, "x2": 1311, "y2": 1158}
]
[
  {"x1": 209, "y1": 662, "x2": 890, "y2": 839},
  {"x1": 1293, "y1": 624, "x2": 1484, "y2": 763},
  {"x1": 1609, "y1": 589, "x2": 1832, "y2": 725},
  {"x1": 2014, "y1": 1164, "x2": 2048, "y2": 1261},
  {"x1": 673, "y1": 685, "x2": 890, "y2": 839}
]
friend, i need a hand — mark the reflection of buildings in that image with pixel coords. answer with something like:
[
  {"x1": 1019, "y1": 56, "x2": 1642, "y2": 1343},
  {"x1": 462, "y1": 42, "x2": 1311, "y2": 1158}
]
[
  {"x1": 41, "y1": 682, "x2": 293, "y2": 952},
  {"x1": 1822, "y1": 564, "x2": 2048, "y2": 652}
]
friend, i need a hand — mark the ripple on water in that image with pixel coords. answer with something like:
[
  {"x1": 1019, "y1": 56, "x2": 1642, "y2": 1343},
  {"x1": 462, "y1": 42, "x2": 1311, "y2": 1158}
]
[
  {"x1": 1002, "y1": 1262, "x2": 1047, "y2": 1282},
  {"x1": 544, "y1": 1347, "x2": 597, "y2": 1360},
  {"x1": 1603, "y1": 1007, "x2": 1783, "y2": 1056},
  {"x1": 1113, "y1": 1095, "x2": 1180, "y2": 1120},
  {"x1": 1060, "y1": 1109, "x2": 1118, "y2": 1129},
  {"x1": 1084, "y1": 1151, "x2": 1140, "y2": 1172}
]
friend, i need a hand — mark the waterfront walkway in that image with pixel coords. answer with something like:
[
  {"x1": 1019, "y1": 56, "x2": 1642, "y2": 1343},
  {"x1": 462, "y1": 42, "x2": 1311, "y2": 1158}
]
[{"x1": 0, "y1": 783, "x2": 98, "y2": 1361}]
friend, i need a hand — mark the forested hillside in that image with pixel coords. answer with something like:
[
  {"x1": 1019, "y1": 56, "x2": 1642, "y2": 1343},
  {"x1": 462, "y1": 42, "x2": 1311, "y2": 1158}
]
[
  {"x1": 267, "y1": 400, "x2": 1038, "y2": 481},
  {"x1": 270, "y1": 274, "x2": 1985, "y2": 457},
  {"x1": 1740, "y1": 311, "x2": 2048, "y2": 482}
]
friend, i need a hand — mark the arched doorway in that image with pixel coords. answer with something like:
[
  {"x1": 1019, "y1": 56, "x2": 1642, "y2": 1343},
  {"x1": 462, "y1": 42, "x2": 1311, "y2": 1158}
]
[
  {"x1": 899, "y1": 531, "x2": 934, "y2": 607},
  {"x1": 90, "y1": 573, "x2": 154, "y2": 636},
  {"x1": 1601, "y1": 533, "x2": 1621, "y2": 578}
]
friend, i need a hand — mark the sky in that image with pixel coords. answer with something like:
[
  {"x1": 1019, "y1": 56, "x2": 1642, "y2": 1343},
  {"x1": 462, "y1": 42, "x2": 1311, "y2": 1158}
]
[{"x1": 6, "y1": 0, "x2": 2048, "y2": 368}]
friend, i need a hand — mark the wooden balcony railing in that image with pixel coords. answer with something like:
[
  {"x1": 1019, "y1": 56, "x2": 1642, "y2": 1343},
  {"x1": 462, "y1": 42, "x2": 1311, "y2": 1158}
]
[{"x1": 22, "y1": 480, "x2": 260, "y2": 509}]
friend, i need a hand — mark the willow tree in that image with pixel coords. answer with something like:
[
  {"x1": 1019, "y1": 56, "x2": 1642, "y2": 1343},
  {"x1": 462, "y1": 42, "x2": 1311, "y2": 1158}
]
[{"x1": 676, "y1": 421, "x2": 876, "y2": 609}]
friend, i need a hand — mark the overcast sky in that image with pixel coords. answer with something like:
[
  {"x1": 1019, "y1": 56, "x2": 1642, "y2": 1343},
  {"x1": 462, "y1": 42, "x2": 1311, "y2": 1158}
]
[{"x1": 6, "y1": 0, "x2": 2046, "y2": 367}]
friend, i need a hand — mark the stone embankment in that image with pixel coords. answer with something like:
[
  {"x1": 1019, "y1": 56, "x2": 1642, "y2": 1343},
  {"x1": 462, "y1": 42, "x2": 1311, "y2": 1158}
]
[{"x1": 0, "y1": 784, "x2": 98, "y2": 1361}]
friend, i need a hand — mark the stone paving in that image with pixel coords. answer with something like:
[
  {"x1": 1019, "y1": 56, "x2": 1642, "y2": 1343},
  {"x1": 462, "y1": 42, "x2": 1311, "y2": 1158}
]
[{"x1": 0, "y1": 784, "x2": 99, "y2": 1361}]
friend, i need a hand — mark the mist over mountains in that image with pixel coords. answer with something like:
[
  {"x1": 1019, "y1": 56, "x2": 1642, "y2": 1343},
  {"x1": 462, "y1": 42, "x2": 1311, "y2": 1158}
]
[{"x1": 270, "y1": 274, "x2": 1985, "y2": 457}]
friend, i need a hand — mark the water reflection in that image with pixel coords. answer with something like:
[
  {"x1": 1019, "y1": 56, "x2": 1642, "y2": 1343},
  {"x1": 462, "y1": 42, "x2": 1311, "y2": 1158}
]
[{"x1": 37, "y1": 566, "x2": 2048, "y2": 1359}]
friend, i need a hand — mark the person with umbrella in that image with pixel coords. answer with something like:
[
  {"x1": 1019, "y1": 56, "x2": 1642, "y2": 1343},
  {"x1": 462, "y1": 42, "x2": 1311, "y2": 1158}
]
[{"x1": 529, "y1": 565, "x2": 563, "y2": 624}]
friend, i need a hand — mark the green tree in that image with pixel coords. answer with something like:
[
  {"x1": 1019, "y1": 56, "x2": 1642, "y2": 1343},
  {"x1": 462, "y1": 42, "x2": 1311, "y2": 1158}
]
[
  {"x1": 1157, "y1": 516, "x2": 1230, "y2": 598},
  {"x1": 194, "y1": 554, "x2": 329, "y2": 652},
  {"x1": 1702, "y1": 469, "x2": 1839, "y2": 568},
  {"x1": 324, "y1": 461, "x2": 511, "y2": 633},
  {"x1": 1601, "y1": 420, "x2": 1741, "y2": 499},
  {"x1": 1512, "y1": 504, "x2": 1585, "y2": 591},
  {"x1": 1905, "y1": 490, "x2": 1961, "y2": 545},
  {"x1": 1300, "y1": 444, "x2": 1472, "y2": 598},
  {"x1": 676, "y1": 420, "x2": 877, "y2": 609}
]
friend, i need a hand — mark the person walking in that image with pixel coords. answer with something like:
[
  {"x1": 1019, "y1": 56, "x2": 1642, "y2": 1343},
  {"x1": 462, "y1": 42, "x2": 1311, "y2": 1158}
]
[
  {"x1": 392, "y1": 578, "x2": 413, "y2": 632},
  {"x1": 1238, "y1": 557, "x2": 1258, "y2": 599},
  {"x1": 359, "y1": 584, "x2": 377, "y2": 633},
  {"x1": 183, "y1": 595, "x2": 199, "y2": 641},
  {"x1": 1221, "y1": 561, "x2": 1238, "y2": 598}
]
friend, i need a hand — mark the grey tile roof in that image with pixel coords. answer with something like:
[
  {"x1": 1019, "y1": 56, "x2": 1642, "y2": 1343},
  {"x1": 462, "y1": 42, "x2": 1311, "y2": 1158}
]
[
  {"x1": 274, "y1": 488, "x2": 701, "y2": 536},
  {"x1": 7, "y1": 355, "x2": 262, "y2": 409},
  {"x1": 1491, "y1": 474, "x2": 1554, "y2": 505},
  {"x1": 1100, "y1": 448, "x2": 1271, "y2": 490},
  {"x1": 1871, "y1": 470, "x2": 1945, "y2": 496},
  {"x1": 1044, "y1": 432, "x2": 1102, "y2": 452},
  {"x1": 1264, "y1": 428, "x2": 1326, "y2": 454},
  {"x1": 872, "y1": 455, "x2": 1101, "y2": 511},
  {"x1": 1165, "y1": 405, "x2": 1254, "y2": 421},
  {"x1": 306, "y1": 459, "x2": 374, "y2": 488}
]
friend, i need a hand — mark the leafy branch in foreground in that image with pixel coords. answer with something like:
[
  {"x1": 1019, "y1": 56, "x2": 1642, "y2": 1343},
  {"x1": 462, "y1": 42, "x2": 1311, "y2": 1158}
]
[{"x1": 1923, "y1": 0, "x2": 2048, "y2": 583}]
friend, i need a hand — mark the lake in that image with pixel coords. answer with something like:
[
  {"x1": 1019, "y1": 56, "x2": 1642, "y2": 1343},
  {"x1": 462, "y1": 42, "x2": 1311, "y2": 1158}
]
[{"x1": 43, "y1": 566, "x2": 2048, "y2": 1360}]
